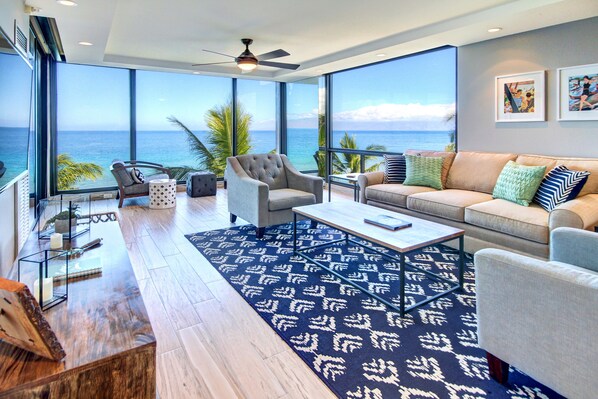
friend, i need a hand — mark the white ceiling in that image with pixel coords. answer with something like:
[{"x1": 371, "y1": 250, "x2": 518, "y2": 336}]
[{"x1": 26, "y1": 0, "x2": 598, "y2": 82}]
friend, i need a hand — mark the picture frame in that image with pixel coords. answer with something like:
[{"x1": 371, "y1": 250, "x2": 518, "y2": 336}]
[
  {"x1": 495, "y1": 70, "x2": 545, "y2": 122},
  {"x1": 557, "y1": 63, "x2": 598, "y2": 121}
]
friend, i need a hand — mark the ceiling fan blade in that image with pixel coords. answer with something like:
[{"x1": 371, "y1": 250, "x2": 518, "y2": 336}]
[
  {"x1": 256, "y1": 49, "x2": 290, "y2": 61},
  {"x1": 258, "y1": 60, "x2": 300, "y2": 70},
  {"x1": 192, "y1": 61, "x2": 235, "y2": 66},
  {"x1": 202, "y1": 49, "x2": 236, "y2": 58}
]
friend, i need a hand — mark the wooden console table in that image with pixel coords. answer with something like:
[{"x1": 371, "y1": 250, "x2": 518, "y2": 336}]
[{"x1": 0, "y1": 221, "x2": 156, "y2": 398}]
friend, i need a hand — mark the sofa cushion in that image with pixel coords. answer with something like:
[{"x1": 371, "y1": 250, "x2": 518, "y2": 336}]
[
  {"x1": 111, "y1": 162, "x2": 135, "y2": 187},
  {"x1": 465, "y1": 199, "x2": 549, "y2": 244},
  {"x1": 404, "y1": 149, "x2": 456, "y2": 188},
  {"x1": 446, "y1": 151, "x2": 518, "y2": 194},
  {"x1": 403, "y1": 154, "x2": 444, "y2": 190},
  {"x1": 492, "y1": 161, "x2": 546, "y2": 206},
  {"x1": 517, "y1": 154, "x2": 598, "y2": 196},
  {"x1": 407, "y1": 189, "x2": 493, "y2": 222},
  {"x1": 269, "y1": 188, "x2": 315, "y2": 211},
  {"x1": 235, "y1": 153, "x2": 288, "y2": 190},
  {"x1": 366, "y1": 184, "x2": 437, "y2": 208}
]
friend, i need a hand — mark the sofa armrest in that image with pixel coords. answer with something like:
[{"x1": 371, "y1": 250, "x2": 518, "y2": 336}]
[
  {"x1": 475, "y1": 248, "x2": 598, "y2": 398},
  {"x1": 549, "y1": 194, "x2": 598, "y2": 231},
  {"x1": 282, "y1": 155, "x2": 323, "y2": 203},
  {"x1": 225, "y1": 157, "x2": 269, "y2": 226},
  {"x1": 357, "y1": 171, "x2": 385, "y2": 203},
  {"x1": 550, "y1": 227, "x2": 598, "y2": 272}
]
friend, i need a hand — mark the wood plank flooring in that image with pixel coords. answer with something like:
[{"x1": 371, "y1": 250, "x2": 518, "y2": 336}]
[{"x1": 92, "y1": 184, "x2": 355, "y2": 399}]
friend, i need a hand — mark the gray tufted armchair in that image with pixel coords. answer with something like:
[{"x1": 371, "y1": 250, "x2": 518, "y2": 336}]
[{"x1": 225, "y1": 153, "x2": 323, "y2": 238}]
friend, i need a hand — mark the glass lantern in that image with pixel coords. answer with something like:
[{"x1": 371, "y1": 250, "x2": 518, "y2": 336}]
[
  {"x1": 18, "y1": 250, "x2": 69, "y2": 311},
  {"x1": 37, "y1": 194, "x2": 91, "y2": 241}
]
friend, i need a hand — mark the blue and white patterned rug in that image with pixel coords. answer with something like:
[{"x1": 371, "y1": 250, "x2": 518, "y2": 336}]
[{"x1": 186, "y1": 221, "x2": 561, "y2": 399}]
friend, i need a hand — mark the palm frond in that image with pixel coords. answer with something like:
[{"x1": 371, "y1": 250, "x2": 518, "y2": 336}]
[
  {"x1": 168, "y1": 116, "x2": 215, "y2": 171},
  {"x1": 57, "y1": 153, "x2": 103, "y2": 191},
  {"x1": 170, "y1": 98, "x2": 253, "y2": 177}
]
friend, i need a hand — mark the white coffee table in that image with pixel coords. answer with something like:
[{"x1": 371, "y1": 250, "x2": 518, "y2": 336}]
[
  {"x1": 149, "y1": 179, "x2": 177, "y2": 209},
  {"x1": 292, "y1": 201, "x2": 465, "y2": 316}
]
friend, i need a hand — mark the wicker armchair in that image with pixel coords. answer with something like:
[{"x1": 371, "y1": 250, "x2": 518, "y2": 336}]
[{"x1": 110, "y1": 160, "x2": 171, "y2": 207}]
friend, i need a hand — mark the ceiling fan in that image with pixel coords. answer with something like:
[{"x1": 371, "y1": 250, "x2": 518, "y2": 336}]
[{"x1": 193, "y1": 38, "x2": 300, "y2": 72}]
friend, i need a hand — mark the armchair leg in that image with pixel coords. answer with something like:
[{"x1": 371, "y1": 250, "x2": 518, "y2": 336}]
[
  {"x1": 118, "y1": 196, "x2": 124, "y2": 208},
  {"x1": 256, "y1": 227, "x2": 265, "y2": 239},
  {"x1": 310, "y1": 220, "x2": 318, "y2": 229},
  {"x1": 486, "y1": 352, "x2": 509, "y2": 384},
  {"x1": 230, "y1": 213, "x2": 237, "y2": 223}
]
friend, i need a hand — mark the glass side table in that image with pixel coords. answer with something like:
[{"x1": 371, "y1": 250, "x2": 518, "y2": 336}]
[{"x1": 328, "y1": 173, "x2": 362, "y2": 202}]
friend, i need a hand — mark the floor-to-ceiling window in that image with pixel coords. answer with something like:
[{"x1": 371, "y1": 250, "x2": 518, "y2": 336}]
[
  {"x1": 136, "y1": 71, "x2": 232, "y2": 178},
  {"x1": 286, "y1": 77, "x2": 322, "y2": 172},
  {"x1": 330, "y1": 47, "x2": 456, "y2": 174},
  {"x1": 55, "y1": 63, "x2": 130, "y2": 191},
  {"x1": 236, "y1": 79, "x2": 277, "y2": 155}
]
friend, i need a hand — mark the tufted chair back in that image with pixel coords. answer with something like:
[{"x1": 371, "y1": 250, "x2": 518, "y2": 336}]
[{"x1": 235, "y1": 153, "x2": 288, "y2": 190}]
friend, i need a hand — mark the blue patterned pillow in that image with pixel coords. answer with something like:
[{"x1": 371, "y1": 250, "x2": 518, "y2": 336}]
[
  {"x1": 130, "y1": 167, "x2": 145, "y2": 184},
  {"x1": 384, "y1": 155, "x2": 406, "y2": 183},
  {"x1": 533, "y1": 165, "x2": 590, "y2": 211}
]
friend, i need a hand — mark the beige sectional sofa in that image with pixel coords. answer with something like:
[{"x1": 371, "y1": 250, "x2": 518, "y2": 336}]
[{"x1": 358, "y1": 151, "x2": 598, "y2": 258}]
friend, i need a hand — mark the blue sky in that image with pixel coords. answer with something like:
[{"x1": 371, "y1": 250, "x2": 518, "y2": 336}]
[
  {"x1": 0, "y1": 54, "x2": 32, "y2": 128},
  {"x1": 56, "y1": 47, "x2": 455, "y2": 132}
]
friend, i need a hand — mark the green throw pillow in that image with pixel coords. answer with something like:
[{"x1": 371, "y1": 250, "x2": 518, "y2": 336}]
[
  {"x1": 403, "y1": 154, "x2": 444, "y2": 190},
  {"x1": 492, "y1": 161, "x2": 546, "y2": 206}
]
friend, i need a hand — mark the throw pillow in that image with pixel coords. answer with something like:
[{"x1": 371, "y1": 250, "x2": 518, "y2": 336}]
[
  {"x1": 383, "y1": 154, "x2": 406, "y2": 183},
  {"x1": 533, "y1": 165, "x2": 590, "y2": 211},
  {"x1": 404, "y1": 149, "x2": 456, "y2": 188},
  {"x1": 131, "y1": 167, "x2": 145, "y2": 184},
  {"x1": 492, "y1": 161, "x2": 546, "y2": 206},
  {"x1": 403, "y1": 154, "x2": 444, "y2": 190}
]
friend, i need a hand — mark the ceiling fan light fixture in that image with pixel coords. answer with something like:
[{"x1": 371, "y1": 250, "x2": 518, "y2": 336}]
[
  {"x1": 56, "y1": 0, "x2": 78, "y2": 6},
  {"x1": 237, "y1": 59, "x2": 257, "y2": 71}
]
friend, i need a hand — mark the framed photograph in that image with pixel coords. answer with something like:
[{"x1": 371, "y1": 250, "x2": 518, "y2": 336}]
[
  {"x1": 557, "y1": 63, "x2": 598, "y2": 121},
  {"x1": 495, "y1": 71, "x2": 545, "y2": 122}
]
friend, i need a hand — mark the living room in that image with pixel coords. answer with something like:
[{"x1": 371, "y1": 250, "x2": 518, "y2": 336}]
[{"x1": 0, "y1": 0, "x2": 597, "y2": 398}]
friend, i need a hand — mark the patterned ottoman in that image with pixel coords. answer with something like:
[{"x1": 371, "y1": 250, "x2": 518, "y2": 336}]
[
  {"x1": 186, "y1": 172, "x2": 217, "y2": 197},
  {"x1": 149, "y1": 178, "x2": 177, "y2": 209}
]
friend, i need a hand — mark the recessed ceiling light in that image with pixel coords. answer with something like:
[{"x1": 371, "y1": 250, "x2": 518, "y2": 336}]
[
  {"x1": 376, "y1": 53, "x2": 386, "y2": 57},
  {"x1": 488, "y1": 27, "x2": 502, "y2": 33},
  {"x1": 57, "y1": 0, "x2": 78, "y2": 6},
  {"x1": 78, "y1": 41, "x2": 93, "y2": 46},
  {"x1": 192, "y1": 72, "x2": 201, "y2": 75}
]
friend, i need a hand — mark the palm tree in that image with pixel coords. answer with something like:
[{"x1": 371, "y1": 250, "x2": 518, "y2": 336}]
[
  {"x1": 445, "y1": 111, "x2": 456, "y2": 152},
  {"x1": 334, "y1": 133, "x2": 386, "y2": 174},
  {"x1": 57, "y1": 153, "x2": 103, "y2": 191},
  {"x1": 313, "y1": 114, "x2": 386, "y2": 176},
  {"x1": 313, "y1": 113, "x2": 326, "y2": 177},
  {"x1": 168, "y1": 99, "x2": 252, "y2": 178}
]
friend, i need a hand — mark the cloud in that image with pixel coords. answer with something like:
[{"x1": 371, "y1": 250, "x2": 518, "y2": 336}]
[{"x1": 333, "y1": 103, "x2": 455, "y2": 122}]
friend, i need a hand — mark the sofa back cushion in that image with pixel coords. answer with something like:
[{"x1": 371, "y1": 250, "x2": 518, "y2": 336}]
[
  {"x1": 446, "y1": 151, "x2": 518, "y2": 194},
  {"x1": 404, "y1": 150, "x2": 455, "y2": 188},
  {"x1": 517, "y1": 154, "x2": 598, "y2": 196},
  {"x1": 235, "y1": 153, "x2": 288, "y2": 190},
  {"x1": 110, "y1": 160, "x2": 135, "y2": 187}
]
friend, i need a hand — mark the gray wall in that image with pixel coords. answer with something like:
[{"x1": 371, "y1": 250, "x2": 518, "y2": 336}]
[{"x1": 458, "y1": 17, "x2": 598, "y2": 158}]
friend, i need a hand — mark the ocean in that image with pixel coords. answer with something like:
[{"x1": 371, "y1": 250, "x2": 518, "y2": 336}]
[{"x1": 2, "y1": 128, "x2": 452, "y2": 190}]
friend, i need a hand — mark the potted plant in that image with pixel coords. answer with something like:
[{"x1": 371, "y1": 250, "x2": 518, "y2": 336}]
[{"x1": 46, "y1": 204, "x2": 80, "y2": 235}]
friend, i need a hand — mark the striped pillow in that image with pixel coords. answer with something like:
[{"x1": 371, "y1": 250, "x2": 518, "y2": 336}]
[
  {"x1": 533, "y1": 165, "x2": 590, "y2": 211},
  {"x1": 384, "y1": 155, "x2": 406, "y2": 183}
]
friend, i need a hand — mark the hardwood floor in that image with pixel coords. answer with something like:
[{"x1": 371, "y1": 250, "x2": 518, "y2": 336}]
[{"x1": 93, "y1": 184, "x2": 355, "y2": 399}]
